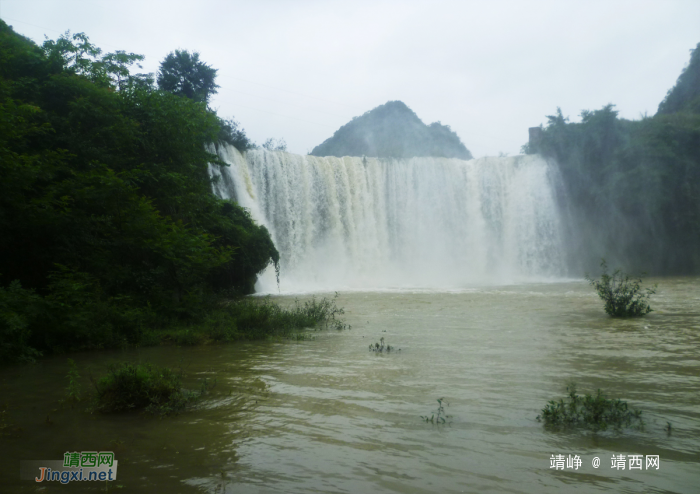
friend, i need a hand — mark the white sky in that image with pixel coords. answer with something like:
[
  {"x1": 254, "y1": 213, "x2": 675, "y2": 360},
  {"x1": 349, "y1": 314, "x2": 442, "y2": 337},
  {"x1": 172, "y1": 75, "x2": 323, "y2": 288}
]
[{"x1": 1, "y1": 0, "x2": 699, "y2": 157}]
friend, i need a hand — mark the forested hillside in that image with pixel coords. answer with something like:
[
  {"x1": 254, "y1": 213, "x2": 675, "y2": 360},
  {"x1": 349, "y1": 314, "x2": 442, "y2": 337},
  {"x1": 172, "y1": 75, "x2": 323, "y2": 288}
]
[
  {"x1": 0, "y1": 21, "x2": 278, "y2": 362},
  {"x1": 657, "y1": 42, "x2": 700, "y2": 114},
  {"x1": 311, "y1": 100, "x2": 472, "y2": 160},
  {"x1": 527, "y1": 43, "x2": 700, "y2": 275}
]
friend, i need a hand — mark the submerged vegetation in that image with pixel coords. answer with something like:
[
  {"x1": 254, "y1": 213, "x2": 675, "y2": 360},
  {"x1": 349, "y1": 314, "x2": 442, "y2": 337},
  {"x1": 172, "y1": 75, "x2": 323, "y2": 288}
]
[
  {"x1": 218, "y1": 294, "x2": 348, "y2": 339},
  {"x1": 91, "y1": 362, "x2": 209, "y2": 415},
  {"x1": 368, "y1": 337, "x2": 394, "y2": 353},
  {"x1": 87, "y1": 295, "x2": 347, "y2": 347},
  {"x1": 587, "y1": 260, "x2": 657, "y2": 317},
  {"x1": 421, "y1": 397, "x2": 451, "y2": 424},
  {"x1": 537, "y1": 384, "x2": 644, "y2": 431}
]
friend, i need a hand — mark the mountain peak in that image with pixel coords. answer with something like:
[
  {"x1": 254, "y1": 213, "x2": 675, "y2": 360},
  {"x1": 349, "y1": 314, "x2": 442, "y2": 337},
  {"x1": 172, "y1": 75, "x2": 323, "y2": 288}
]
[{"x1": 310, "y1": 101, "x2": 472, "y2": 160}]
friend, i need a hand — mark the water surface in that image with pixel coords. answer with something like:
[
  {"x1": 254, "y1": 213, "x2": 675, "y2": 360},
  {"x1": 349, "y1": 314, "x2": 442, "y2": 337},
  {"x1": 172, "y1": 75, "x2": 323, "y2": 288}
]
[{"x1": 1, "y1": 278, "x2": 698, "y2": 493}]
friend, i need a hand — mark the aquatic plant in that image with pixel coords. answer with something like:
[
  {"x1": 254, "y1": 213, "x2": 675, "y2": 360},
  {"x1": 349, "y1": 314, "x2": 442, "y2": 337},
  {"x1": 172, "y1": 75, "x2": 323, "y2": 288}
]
[
  {"x1": 65, "y1": 358, "x2": 81, "y2": 402},
  {"x1": 369, "y1": 337, "x2": 393, "y2": 353},
  {"x1": 286, "y1": 332, "x2": 316, "y2": 341},
  {"x1": 229, "y1": 293, "x2": 349, "y2": 338},
  {"x1": 91, "y1": 362, "x2": 211, "y2": 415},
  {"x1": 537, "y1": 384, "x2": 644, "y2": 431},
  {"x1": 144, "y1": 294, "x2": 349, "y2": 345},
  {"x1": 421, "y1": 397, "x2": 451, "y2": 424},
  {"x1": 586, "y1": 259, "x2": 657, "y2": 317}
]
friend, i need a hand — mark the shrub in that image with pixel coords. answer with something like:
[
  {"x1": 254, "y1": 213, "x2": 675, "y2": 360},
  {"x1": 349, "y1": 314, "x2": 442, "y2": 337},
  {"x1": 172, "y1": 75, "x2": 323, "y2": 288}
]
[
  {"x1": 369, "y1": 337, "x2": 393, "y2": 353},
  {"x1": 537, "y1": 384, "x2": 643, "y2": 431},
  {"x1": 91, "y1": 362, "x2": 206, "y2": 415},
  {"x1": 228, "y1": 294, "x2": 348, "y2": 338},
  {"x1": 0, "y1": 280, "x2": 45, "y2": 363},
  {"x1": 586, "y1": 260, "x2": 657, "y2": 317}
]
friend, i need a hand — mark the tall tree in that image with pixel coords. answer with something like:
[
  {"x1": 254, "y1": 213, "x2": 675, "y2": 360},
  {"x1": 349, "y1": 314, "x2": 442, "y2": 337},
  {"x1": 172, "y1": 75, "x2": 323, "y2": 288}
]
[{"x1": 157, "y1": 50, "x2": 219, "y2": 104}]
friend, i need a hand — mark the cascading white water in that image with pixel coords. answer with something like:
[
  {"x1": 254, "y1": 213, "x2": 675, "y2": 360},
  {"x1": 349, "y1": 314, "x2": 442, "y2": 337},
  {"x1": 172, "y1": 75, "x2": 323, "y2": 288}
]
[{"x1": 211, "y1": 144, "x2": 565, "y2": 293}]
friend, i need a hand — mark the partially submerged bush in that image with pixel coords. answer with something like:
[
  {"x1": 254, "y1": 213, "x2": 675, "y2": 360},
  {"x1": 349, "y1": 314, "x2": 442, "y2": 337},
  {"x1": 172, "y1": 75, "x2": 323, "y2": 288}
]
[
  {"x1": 369, "y1": 337, "x2": 393, "y2": 353},
  {"x1": 421, "y1": 397, "x2": 451, "y2": 424},
  {"x1": 228, "y1": 294, "x2": 348, "y2": 338},
  {"x1": 537, "y1": 384, "x2": 643, "y2": 431},
  {"x1": 113, "y1": 295, "x2": 348, "y2": 347},
  {"x1": 586, "y1": 259, "x2": 657, "y2": 317},
  {"x1": 91, "y1": 363, "x2": 207, "y2": 415}
]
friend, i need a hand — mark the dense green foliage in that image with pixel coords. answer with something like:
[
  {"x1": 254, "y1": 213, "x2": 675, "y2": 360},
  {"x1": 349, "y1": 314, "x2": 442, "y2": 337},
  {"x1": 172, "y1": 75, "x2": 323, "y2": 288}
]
[
  {"x1": 157, "y1": 49, "x2": 219, "y2": 104},
  {"x1": 150, "y1": 294, "x2": 348, "y2": 345},
  {"x1": 311, "y1": 101, "x2": 472, "y2": 160},
  {"x1": 91, "y1": 362, "x2": 205, "y2": 415},
  {"x1": 587, "y1": 260, "x2": 656, "y2": 317},
  {"x1": 0, "y1": 21, "x2": 279, "y2": 363},
  {"x1": 658, "y1": 43, "x2": 700, "y2": 114},
  {"x1": 217, "y1": 117, "x2": 255, "y2": 151},
  {"x1": 527, "y1": 48, "x2": 700, "y2": 275},
  {"x1": 537, "y1": 385, "x2": 644, "y2": 431}
]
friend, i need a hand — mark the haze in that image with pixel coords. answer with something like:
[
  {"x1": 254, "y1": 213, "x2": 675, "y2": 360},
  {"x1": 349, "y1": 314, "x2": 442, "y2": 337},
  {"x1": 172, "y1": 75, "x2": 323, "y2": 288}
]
[{"x1": 2, "y1": 0, "x2": 698, "y2": 157}]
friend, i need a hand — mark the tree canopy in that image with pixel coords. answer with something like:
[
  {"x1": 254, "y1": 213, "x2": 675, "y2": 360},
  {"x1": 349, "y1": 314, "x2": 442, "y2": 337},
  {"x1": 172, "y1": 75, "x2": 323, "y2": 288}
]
[
  {"x1": 157, "y1": 49, "x2": 219, "y2": 104},
  {"x1": 657, "y1": 42, "x2": 700, "y2": 115},
  {"x1": 0, "y1": 20, "x2": 277, "y2": 362},
  {"x1": 527, "y1": 99, "x2": 700, "y2": 275}
]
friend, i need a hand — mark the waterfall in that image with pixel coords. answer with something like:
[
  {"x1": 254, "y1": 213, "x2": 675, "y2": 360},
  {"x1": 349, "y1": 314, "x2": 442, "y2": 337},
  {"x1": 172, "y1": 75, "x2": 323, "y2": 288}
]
[{"x1": 211, "y1": 144, "x2": 565, "y2": 293}]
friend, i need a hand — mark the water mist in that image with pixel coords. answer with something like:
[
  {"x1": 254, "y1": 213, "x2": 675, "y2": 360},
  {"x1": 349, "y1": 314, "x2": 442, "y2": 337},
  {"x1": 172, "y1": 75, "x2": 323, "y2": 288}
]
[{"x1": 211, "y1": 145, "x2": 565, "y2": 293}]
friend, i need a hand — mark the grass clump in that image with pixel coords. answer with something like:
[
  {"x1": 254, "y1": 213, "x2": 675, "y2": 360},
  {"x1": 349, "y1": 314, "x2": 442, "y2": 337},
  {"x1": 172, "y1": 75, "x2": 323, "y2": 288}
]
[
  {"x1": 227, "y1": 293, "x2": 349, "y2": 338},
  {"x1": 91, "y1": 362, "x2": 209, "y2": 415},
  {"x1": 421, "y1": 397, "x2": 451, "y2": 424},
  {"x1": 537, "y1": 384, "x2": 644, "y2": 431},
  {"x1": 144, "y1": 294, "x2": 349, "y2": 345},
  {"x1": 586, "y1": 259, "x2": 657, "y2": 317},
  {"x1": 369, "y1": 337, "x2": 393, "y2": 353}
]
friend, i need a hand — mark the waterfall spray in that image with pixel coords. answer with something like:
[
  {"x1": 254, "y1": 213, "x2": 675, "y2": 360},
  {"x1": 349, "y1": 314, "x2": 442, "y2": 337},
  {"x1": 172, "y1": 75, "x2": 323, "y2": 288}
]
[{"x1": 211, "y1": 145, "x2": 564, "y2": 293}]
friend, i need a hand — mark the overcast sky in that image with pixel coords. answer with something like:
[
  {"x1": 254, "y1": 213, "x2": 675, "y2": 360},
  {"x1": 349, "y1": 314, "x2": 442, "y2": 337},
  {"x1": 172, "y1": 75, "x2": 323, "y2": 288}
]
[{"x1": 2, "y1": 0, "x2": 699, "y2": 157}]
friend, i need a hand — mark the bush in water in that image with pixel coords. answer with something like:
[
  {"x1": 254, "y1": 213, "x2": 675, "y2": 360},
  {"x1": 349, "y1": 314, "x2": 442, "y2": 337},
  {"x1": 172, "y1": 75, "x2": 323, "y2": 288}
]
[
  {"x1": 586, "y1": 259, "x2": 657, "y2": 317},
  {"x1": 537, "y1": 384, "x2": 644, "y2": 431},
  {"x1": 91, "y1": 362, "x2": 209, "y2": 415}
]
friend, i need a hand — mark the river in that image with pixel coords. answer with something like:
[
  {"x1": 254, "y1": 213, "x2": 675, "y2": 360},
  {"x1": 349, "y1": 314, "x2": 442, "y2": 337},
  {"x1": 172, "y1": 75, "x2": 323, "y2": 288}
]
[{"x1": 1, "y1": 278, "x2": 698, "y2": 493}]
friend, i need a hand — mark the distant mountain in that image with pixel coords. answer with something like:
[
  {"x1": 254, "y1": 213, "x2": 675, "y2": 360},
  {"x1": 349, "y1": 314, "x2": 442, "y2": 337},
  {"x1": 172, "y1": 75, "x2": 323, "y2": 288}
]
[
  {"x1": 657, "y1": 42, "x2": 700, "y2": 114},
  {"x1": 310, "y1": 101, "x2": 472, "y2": 160}
]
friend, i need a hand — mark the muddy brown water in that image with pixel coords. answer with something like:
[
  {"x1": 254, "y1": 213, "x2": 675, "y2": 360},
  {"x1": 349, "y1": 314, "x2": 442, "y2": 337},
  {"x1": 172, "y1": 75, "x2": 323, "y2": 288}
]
[{"x1": 1, "y1": 279, "x2": 698, "y2": 493}]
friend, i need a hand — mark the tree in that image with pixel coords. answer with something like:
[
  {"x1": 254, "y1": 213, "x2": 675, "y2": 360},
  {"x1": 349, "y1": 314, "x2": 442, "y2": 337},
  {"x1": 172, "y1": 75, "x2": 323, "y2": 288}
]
[
  {"x1": 0, "y1": 21, "x2": 280, "y2": 359},
  {"x1": 217, "y1": 117, "x2": 255, "y2": 151},
  {"x1": 262, "y1": 138, "x2": 287, "y2": 151},
  {"x1": 42, "y1": 31, "x2": 150, "y2": 92},
  {"x1": 100, "y1": 50, "x2": 147, "y2": 91},
  {"x1": 157, "y1": 50, "x2": 219, "y2": 104},
  {"x1": 42, "y1": 31, "x2": 102, "y2": 78}
]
